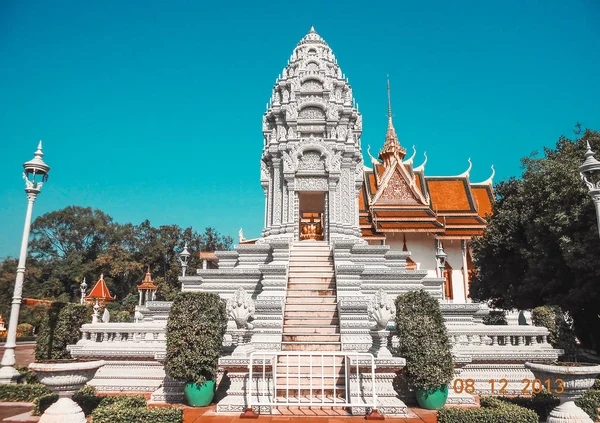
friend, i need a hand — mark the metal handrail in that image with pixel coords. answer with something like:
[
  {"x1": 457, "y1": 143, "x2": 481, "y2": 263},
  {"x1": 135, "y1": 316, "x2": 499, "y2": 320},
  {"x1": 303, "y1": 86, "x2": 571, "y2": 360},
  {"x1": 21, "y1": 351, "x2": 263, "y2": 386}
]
[{"x1": 247, "y1": 351, "x2": 377, "y2": 412}]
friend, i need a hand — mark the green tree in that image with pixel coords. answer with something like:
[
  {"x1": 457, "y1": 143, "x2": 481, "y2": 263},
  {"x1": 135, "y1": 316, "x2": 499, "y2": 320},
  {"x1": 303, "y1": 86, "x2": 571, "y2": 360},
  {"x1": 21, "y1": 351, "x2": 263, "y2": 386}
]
[
  {"x1": 471, "y1": 129, "x2": 600, "y2": 350},
  {"x1": 0, "y1": 205, "x2": 233, "y2": 311}
]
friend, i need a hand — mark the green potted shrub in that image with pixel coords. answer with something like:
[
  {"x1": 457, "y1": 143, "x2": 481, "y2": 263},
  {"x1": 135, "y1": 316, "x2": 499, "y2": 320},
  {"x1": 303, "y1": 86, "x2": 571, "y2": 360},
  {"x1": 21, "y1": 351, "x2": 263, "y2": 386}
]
[
  {"x1": 395, "y1": 289, "x2": 454, "y2": 409},
  {"x1": 165, "y1": 291, "x2": 227, "y2": 407}
]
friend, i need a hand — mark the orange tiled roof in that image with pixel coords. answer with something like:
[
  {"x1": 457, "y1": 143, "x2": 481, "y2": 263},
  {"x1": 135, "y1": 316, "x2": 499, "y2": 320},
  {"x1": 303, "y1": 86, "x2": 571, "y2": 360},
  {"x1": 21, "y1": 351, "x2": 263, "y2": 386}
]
[
  {"x1": 86, "y1": 274, "x2": 115, "y2": 302},
  {"x1": 358, "y1": 186, "x2": 366, "y2": 211},
  {"x1": 199, "y1": 252, "x2": 218, "y2": 261},
  {"x1": 366, "y1": 172, "x2": 377, "y2": 197},
  {"x1": 361, "y1": 226, "x2": 386, "y2": 240},
  {"x1": 22, "y1": 298, "x2": 53, "y2": 306},
  {"x1": 426, "y1": 178, "x2": 475, "y2": 212},
  {"x1": 472, "y1": 185, "x2": 494, "y2": 218}
]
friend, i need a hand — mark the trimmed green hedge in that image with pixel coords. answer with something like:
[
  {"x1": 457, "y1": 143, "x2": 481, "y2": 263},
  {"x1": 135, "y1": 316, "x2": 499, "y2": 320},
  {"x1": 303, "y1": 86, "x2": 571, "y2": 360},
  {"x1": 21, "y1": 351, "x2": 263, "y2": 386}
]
[
  {"x1": 92, "y1": 400, "x2": 183, "y2": 423},
  {"x1": 577, "y1": 389, "x2": 600, "y2": 421},
  {"x1": 395, "y1": 290, "x2": 454, "y2": 390},
  {"x1": 35, "y1": 302, "x2": 87, "y2": 360},
  {"x1": 0, "y1": 383, "x2": 51, "y2": 402},
  {"x1": 97, "y1": 395, "x2": 147, "y2": 409},
  {"x1": 531, "y1": 305, "x2": 577, "y2": 360},
  {"x1": 15, "y1": 365, "x2": 39, "y2": 384},
  {"x1": 482, "y1": 389, "x2": 600, "y2": 422},
  {"x1": 165, "y1": 292, "x2": 227, "y2": 384},
  {"x1": 0, "y1": 336, "x2": 37, "y2": 343},
  {"x1": 438, "y1": 397, "x2": 538, "y2": 423},
  {"x1": 32, "y1": 393, "x2": 58, "y2": 416},
  {"x1": 481, "y1": 394, "x2": 557, "y2": 421},
  {"x1": 33, "y1": 386, "x2": 147, "y2": 417}
]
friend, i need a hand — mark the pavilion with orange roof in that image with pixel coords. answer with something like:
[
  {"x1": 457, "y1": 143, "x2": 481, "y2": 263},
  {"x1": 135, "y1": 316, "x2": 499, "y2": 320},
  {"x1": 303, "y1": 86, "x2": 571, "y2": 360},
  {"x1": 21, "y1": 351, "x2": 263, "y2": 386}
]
[
  {"x1": 359, "y1": 79, "x2": 494, "y2": 302},
  {"x1": 84, "y1": 274, "x2": 115, "y2": 306}
]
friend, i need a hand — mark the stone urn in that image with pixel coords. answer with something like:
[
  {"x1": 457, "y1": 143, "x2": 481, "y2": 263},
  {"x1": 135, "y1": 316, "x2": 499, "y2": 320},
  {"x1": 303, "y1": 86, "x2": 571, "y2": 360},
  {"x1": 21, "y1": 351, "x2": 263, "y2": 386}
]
[
  {"x1": 29, "y1": 360, "x2": 105, "y2": 423},
  {"x1": 525, "y1": 361, "x2": 600, "y2": 423}
]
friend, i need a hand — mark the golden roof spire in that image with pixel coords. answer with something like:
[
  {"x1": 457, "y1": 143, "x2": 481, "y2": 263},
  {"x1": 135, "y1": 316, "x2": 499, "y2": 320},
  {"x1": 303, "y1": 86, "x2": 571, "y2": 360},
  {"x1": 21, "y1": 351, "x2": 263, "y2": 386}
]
[
  {"x1": 387, "y1": 77, "x2": 393, "y2": 127},
  {"x1": 379, "y1": 76, "x2": 406, "y2": 165}
]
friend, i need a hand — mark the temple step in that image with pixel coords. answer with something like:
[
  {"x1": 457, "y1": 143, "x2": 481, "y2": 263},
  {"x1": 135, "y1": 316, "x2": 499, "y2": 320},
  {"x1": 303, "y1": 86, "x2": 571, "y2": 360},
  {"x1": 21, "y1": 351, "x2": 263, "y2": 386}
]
[
  {"x1": 289, "y1": 256, "x2": 332, "y2": 262},
  {"x1": 284, "y1": 311, "x2": 337, "y2": 319},
  {"x1": 285, "y1": 303, "x2": 337, "y2": 311},
  {"x1": 276, "y1": 355, "x2": 345, "y2": 366},
  {"x1": 285, "y1": 296, "x2": 337, "y2": 304},
  {"x1": 283, "y1": 325, "x2": 339, "y2": 333},
  {"x1": 275, "y1": 377, "x2": 345, "y2": 387},
  {"x1": 275, "y1": 366, "x2": 345, "y2": 376},
  {"x1": 286, "y1": 289, "x2": 336, "y2": 295},
  {"x1": 281, "y1": 342, "x2": 341, "y2": 351},
  {"x1": 284, "y1": 318, "x2": 339, "y2": 326},
  {"x1": 282, "y1": 334, "x2": 341, "y2": 342}
]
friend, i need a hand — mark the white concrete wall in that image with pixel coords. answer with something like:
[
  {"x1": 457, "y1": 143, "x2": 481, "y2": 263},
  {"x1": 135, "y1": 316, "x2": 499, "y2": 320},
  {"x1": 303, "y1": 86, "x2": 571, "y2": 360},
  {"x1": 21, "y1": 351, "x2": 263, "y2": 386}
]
[{"x1": 384, "y1": 233, "x2": 469, "y2": 303}]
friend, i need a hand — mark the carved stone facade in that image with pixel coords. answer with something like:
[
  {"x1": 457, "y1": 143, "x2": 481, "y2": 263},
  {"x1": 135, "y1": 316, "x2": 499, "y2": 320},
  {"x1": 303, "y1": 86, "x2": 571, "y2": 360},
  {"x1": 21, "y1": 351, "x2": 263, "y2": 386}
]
[{"x1": 261, "y1": 27, "x2": 363, "y2": 242}]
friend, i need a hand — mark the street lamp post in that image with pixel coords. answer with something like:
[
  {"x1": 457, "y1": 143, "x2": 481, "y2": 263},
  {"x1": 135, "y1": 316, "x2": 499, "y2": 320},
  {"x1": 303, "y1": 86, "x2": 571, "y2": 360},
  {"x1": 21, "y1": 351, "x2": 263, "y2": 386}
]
[
  {"x1": 435, "y1": 238, "x2": 448, "y2": 300},
  {"x1": 579, "y1": 141, "x2": 600, "y2": 239},
  {"x1": 179, "y1": 242, "x2": 191, "y2": 277},
  {"x1": 0, "y1": 142, "x2": 50, "y2": 383}
]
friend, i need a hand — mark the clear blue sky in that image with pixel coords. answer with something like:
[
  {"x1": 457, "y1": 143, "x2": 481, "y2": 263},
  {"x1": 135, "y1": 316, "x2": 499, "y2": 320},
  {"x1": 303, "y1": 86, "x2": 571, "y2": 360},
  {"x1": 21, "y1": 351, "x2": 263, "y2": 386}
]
[{"x1": 1, "y1": 0, "x2": 599, "y2": 258}]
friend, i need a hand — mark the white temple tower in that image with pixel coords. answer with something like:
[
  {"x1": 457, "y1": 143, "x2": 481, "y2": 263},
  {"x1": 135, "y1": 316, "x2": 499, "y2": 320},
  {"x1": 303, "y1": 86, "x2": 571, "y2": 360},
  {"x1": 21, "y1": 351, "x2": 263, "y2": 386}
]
[{"x1": 260, "y1": 26, "x2": 364, "y2": 241}]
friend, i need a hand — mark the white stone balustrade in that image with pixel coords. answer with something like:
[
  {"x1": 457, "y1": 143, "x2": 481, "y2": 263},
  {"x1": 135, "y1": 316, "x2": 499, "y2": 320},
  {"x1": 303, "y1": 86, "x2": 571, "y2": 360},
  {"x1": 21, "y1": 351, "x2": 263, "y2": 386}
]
[
  {"x1": 69, "y1": 323, "x2": 166, "y2": 360},
  {"x1": 448, "y1": 325, "x2": 559, "y2": 363}
]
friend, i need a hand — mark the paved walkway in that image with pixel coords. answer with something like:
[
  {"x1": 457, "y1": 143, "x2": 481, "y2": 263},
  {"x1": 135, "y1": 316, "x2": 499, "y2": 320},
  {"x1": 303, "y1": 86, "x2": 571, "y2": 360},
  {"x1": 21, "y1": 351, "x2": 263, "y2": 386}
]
[
  {"x1": 182, "y1": 406, "x2": 438, "y2": 422},
  {"x1": 0, "y1": 344, "x2": 35, "y2": 368}
]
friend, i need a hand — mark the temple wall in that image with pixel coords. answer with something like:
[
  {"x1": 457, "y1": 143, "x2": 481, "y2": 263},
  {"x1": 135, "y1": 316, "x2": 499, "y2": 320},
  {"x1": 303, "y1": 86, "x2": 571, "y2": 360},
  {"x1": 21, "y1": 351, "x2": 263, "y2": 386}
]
[{"x1": 384, "y1": 233, "x2": 468, "y2": 302}]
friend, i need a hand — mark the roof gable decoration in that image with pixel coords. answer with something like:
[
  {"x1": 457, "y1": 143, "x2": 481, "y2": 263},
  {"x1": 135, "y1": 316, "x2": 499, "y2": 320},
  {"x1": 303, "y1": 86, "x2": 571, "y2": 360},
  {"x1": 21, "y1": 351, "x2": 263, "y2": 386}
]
[
  {"x1": 370, "y1": 158, "x2": 429, "y2": 206},
  {"x1": 472, "y1": 165, "x2": 495, "y2": 186}
]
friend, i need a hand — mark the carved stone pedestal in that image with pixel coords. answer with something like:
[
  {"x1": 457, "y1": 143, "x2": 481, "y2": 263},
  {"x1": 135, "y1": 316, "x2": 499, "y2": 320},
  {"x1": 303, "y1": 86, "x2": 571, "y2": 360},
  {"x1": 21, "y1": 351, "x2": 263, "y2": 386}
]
[{"x1": 347, "y1": 357, "x2": 408, "y2": 417}]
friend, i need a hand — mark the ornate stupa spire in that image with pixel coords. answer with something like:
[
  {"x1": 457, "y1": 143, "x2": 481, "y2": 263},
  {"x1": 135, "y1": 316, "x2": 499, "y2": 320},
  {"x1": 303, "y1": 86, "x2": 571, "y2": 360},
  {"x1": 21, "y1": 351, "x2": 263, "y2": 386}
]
[{"x1": 379, "y1": 77, "x2": 406, "y2": 166}]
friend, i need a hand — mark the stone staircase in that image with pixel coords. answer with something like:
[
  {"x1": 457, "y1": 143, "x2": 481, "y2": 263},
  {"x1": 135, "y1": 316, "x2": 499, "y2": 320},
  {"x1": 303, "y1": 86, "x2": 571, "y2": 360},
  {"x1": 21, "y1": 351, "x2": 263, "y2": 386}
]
[
  {"x1": 277, "y1": 241, "x2": 346, "y2": 405},
  {"x1": 282, "y1": 241, "x2": 341, "y2": 352}
]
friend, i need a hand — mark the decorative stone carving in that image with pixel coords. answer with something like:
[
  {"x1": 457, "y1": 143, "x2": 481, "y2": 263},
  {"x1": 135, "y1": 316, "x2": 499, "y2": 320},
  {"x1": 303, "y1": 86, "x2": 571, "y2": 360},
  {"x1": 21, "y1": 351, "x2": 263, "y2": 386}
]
[
  {"x1": 299, "y1": 107, "x2": 325, "y2": 120},
  {"x1": 260, "y1": 159, "x2": 269, "y2": 181},
  {"x1": 301, "y1": 79, "x2": 323, "y2": 91},
  {"x1": 262, "y1": 115, "x2": 269, "y2": 132},
  {"x1": 282, "y1": 89, "x2": 289, "y2": 103},
  {"x1": 296, "y1": 177, "x2": 328, "y2": 191},
  {"x1": 338, "y1": 125, "x2": 347, "y2": 141},
  {"x1": 285, "y1": 103, "x2": 298, "y2": 120},
  {"x1": 327, "y1": 103, "x2": 339, "y2": 120},
  {"x1": 277, "y1": 125, "x2": 287, "y2": 141},
  {"x1": 226, "y1": 288, "x2": 255, "y2": 329},
  {"x1": 379, "y1": 170, "x2": 417, "y2": 202},
  {"x1": 368, "y1": 290, "x2": 396, "y2": 330},
  {"x1": 355, "y1": 113, "x2": 362, "y2": 130},
  {"x1": 328, "y1": 151, "x2": 342, "y2": 173},
  {"x1": 282, "y1": 151, "x2": 294, "y2": 173},
  {"x1": 287, "y1": 126, "x2": 296, "y2": 139},
  {"x1": 298, "y1": 151, "x2": 325, "y2": 172}
]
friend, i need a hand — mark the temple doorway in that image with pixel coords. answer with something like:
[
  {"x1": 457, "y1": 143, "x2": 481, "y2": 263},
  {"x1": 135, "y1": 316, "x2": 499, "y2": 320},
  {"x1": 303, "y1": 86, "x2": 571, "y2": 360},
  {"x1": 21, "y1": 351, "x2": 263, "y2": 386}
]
[{"x1": 298, "y1": 191, "x2": 326, "y2": 241}]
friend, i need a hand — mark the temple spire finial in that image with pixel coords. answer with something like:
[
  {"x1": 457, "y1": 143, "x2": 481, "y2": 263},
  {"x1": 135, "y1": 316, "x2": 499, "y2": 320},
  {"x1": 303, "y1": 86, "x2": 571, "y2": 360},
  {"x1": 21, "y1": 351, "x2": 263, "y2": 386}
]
[
  {"x1": 387, "y1": 75, "x2": 393, "y2": 127},
  {"x1": 310, "y1": 25, "x2": 316, "y2": 33},
  {"x1": 379, "y1": 75, "x2": 406, "y2": 164}
]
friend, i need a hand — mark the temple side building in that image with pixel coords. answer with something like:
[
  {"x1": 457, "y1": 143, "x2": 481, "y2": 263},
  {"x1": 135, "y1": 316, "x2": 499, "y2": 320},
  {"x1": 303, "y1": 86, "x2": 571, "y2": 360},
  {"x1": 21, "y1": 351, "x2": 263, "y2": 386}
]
[{"x1": 359, "y1": 81, "x2": 495, "y2": 302}]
